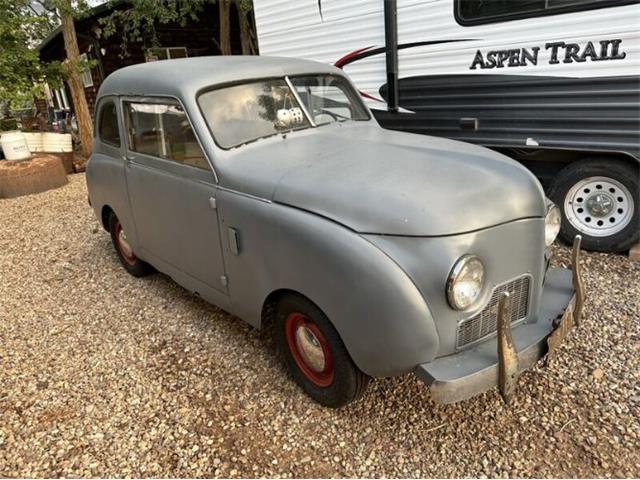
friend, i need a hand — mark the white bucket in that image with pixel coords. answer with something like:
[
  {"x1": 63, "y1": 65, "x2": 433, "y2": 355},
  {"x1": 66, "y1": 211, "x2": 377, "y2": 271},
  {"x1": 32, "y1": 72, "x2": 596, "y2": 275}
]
[
  {"x1": 24, "y1": 132, "x2": 45, "y2": 153},
  {"x1": 43, "y1": 133, "x2": 72, "y2": 153},
  {"x1": 1, "y1": 131, "x2": 31, "y2": 160}
]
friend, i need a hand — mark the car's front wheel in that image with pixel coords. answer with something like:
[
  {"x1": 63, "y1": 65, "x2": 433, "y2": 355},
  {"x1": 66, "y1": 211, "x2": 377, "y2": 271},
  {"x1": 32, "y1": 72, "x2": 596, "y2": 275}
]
[
  {"x1": 108, "y1": 212, "x2": 153, "y2": 277},
  {"x1": 550, "y1": 159, "x2": 639, "y2": 252},
  {"x1": 275, "y1": 294, "x2": 370, "y2": 408}
]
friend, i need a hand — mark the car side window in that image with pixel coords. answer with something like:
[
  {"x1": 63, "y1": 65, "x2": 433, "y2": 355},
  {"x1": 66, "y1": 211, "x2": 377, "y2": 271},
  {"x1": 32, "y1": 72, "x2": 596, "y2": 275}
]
[
  {"x1": 124, "y1": 101, "x2": 209, "y2": 170},
  {"x1": 98, "y1": 100, "x2": 121, "y2": 147}
]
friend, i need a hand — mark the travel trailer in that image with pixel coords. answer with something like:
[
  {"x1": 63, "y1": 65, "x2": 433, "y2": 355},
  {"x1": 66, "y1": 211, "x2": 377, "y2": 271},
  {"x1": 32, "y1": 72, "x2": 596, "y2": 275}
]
[{"x1": 253, "y1": 0, "x2": 640, "y2": 253}]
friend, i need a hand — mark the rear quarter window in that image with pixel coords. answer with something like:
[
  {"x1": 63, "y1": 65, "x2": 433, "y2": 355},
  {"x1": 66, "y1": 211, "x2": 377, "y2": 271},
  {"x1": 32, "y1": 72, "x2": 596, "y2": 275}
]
[{"x1": 97, "y1": 100, "x2": 121, "y2": 147}]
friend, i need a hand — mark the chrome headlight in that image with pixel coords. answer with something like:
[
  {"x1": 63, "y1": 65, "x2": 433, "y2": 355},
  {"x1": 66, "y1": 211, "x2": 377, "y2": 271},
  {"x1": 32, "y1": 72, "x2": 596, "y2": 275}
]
[
  {"x1": 545, "y1": 203, "x2": 561, "y2": 247},
  {"x1": 446, "y1": 255, "x2": 485, "y2": 310}
]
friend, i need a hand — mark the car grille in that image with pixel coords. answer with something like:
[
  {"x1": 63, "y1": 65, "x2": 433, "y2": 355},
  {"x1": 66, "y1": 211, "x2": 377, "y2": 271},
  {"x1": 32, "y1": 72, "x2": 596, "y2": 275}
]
[{"x1": 456, "y1": 276, "x2": 531, "y2": 349}]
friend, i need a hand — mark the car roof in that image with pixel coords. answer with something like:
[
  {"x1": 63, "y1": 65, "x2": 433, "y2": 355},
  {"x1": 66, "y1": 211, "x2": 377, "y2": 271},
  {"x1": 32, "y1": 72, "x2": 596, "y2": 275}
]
[{"x1": 98, "y1": 56, "x2": 345, "y2": 99}]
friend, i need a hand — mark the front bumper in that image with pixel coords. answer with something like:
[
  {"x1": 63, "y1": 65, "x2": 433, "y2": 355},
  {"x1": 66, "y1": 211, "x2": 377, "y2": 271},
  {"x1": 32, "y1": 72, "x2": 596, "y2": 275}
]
[{"x1": 416, "y1": 236, "x2": 585, "y2": 404}]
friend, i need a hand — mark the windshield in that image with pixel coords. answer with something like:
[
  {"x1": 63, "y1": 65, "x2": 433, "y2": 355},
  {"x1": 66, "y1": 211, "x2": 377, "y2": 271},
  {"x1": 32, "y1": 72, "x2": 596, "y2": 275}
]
[
  {"x1": 197, "y1": 75, "x2": 370, "y2": 149},
  {"x1": 289, "y1": 75, "x2": 370, "y2": 125}
]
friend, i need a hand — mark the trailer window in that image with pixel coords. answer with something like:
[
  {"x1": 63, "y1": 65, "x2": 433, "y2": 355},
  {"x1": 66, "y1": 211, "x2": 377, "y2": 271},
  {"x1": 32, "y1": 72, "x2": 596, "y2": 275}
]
[{"x1": 455, "y1": 0, "x2": 638, "y2": 25}]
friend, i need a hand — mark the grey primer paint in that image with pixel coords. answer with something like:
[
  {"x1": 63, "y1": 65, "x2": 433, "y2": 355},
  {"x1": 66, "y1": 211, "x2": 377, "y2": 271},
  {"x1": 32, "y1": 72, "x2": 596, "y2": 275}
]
[
  {"x1": 375, "y1": 74, "x2": 640, "y2": 161},
  {"x1": 86, "y1": 56, "x2": 575, "y2": 383}
]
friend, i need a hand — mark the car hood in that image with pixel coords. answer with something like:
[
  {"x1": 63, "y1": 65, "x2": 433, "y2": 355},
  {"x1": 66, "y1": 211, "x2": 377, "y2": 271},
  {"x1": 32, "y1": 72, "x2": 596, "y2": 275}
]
[{"x1": 219, "y1": 122, "x2": 546, "y2": 236}]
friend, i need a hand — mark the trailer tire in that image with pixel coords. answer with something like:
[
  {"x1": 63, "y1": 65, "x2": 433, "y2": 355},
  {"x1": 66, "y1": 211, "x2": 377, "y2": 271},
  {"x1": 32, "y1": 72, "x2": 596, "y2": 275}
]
[{"x1": 549, "y1": 159, "x2": 639, "y2": 252}]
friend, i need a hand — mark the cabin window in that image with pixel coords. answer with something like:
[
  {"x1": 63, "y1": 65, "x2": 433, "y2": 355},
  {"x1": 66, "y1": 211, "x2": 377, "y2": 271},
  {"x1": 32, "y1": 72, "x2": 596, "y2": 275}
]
[
  {"x1": 79, "y1": 53, "x2": 94, "y2": 88},
  {"x1": 145, "y1": 47, "x2": 188, "y2": 62},
  {"x1": 198, "y1": 79, "x2": 312, "y2": 149},
  {"x1": 455, "y1": 0, "x2": 638, "y2": 25},
  {"x1": 97, "y1": 101, "x2": 120, "y2": 147},
  {"x1": 289, "y1": 75, "x2": 370, "y2": 125},
  {"x1": 124, "y1": 101, "x2": 209, "y2": 170}
]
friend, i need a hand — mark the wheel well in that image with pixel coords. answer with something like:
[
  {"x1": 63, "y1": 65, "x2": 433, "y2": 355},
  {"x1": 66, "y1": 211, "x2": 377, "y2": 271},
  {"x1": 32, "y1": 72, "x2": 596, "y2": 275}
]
[
  {"x1": 496, "y1": 147, "x2": 639, "y2": 190},
  {"x1": 573, "y1": 154, "x2": 639, "y2": 173},
  {"x1": 260, "y1": 288, "x2": 307, "y2": 328},
  {"x1": 100, "y1": 205, "x2": 114, "y2": 231}
]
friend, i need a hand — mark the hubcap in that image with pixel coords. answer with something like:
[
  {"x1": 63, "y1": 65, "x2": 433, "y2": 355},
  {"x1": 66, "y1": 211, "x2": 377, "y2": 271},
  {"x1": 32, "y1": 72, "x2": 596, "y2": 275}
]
[
  {"x1": 284, "y1": 312, "x2": 334, "y2": 387},
  {"x1": 118, "y1": 228, "x2": 134, "y2": 258},
  {"x1": 586, "y1": 193, "x2": 614, "y2": 217},
  {"x1": 294, "y1": 325, "x2": 326, "y2": 372},
  {"x1": 564, "y1": 176, "x2": 634, "y2": 237},
  {"x1": 115, "y1": 222, "x2": 136, "y2": 265}
]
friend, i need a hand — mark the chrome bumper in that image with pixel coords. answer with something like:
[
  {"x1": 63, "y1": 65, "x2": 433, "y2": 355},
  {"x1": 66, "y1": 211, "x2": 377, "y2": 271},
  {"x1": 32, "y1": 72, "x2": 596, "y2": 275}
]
[{"x1": 416, "y1": 236, "x2": 585, "y2": 405}]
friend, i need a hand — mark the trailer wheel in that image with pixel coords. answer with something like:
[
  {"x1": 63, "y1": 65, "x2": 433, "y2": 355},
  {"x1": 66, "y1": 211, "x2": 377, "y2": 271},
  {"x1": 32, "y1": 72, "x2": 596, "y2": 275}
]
[{"x1": 549, "y1": 159, "x2": 639, "y2": 252}]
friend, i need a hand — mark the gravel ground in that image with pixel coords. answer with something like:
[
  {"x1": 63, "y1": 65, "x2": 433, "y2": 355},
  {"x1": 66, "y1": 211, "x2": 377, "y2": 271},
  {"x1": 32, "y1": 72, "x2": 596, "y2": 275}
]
[{"x1": 1, "y1": 174, "x2": 639, "y2": 478}]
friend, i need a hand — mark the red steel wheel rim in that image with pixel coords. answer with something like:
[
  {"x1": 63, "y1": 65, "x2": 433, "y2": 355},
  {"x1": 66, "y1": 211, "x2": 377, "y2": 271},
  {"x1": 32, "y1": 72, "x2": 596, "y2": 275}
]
[
  {"x1": 284, "y1": 312, "x2": 334, "y2": 387},
  {"x1": 115, "y1": 221, "x2": 137, "y2": 266}
]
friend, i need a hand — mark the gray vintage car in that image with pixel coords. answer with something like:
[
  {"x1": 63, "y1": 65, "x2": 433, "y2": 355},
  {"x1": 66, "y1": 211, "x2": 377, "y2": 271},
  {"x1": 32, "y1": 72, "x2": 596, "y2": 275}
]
[{"x1": 86, "y1": 56, "x2": 585, "y2": 408}]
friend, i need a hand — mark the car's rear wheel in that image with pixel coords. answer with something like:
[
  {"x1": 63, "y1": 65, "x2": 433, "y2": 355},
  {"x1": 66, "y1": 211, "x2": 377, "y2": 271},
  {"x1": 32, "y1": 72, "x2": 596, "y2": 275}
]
[
  {"x1": 275, "y1": 294, "x2": 370, "y2": 408},
  {"x1": 549, "y1": 159, "x2": 639, "y2": 252},
  {"x1": 108, "y1": 212, "x2": 153, "y2": 277}
]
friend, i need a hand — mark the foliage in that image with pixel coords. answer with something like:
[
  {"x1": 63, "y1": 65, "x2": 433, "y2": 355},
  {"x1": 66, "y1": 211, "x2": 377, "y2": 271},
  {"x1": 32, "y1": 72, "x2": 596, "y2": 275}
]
[
  {"x1": 101, "y1": 0, "x2": 257, "y2": 57},
  {"x1": 0, "y1": 0, "x2": 258, "y2": 114},
  {"x1": 47, "y1": 0, "x2": 91, "y2": 18},
  {"x1": 0, "y1": 0, "x2": 98, "y2": 113},
  {"x1": 237, "y1": 0, "x2": 252, "y2": 14},
  {"x1": 0, "y1": 117, "x2": 19, "y2": 130},
  {"x1": 0, "y1": 0, "x2": 52, "y2": 110},
  {"x1": 100, "y1": 0, "x2": 208, "y2": 57}
]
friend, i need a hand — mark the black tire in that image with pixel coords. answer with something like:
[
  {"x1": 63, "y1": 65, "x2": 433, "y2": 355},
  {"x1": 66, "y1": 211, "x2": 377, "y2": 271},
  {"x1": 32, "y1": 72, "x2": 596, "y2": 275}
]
[
  {"x1": 108, "y1": 212, "x2": 154, "y2": 277},
  {"x1": 549, "y1": 159, "x2": 639, "y2": 252},
  {"x1": 274, "y1": 294, "x2": 370, "y2": 408}
]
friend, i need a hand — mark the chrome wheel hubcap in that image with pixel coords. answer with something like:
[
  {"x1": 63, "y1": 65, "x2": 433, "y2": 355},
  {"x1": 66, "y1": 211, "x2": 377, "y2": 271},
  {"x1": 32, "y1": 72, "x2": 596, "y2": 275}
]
[
  {"x1": 118, "y1": 228, "x2": 134, "y2": 258},
  {"x1": 564, "y1": 176, "x2": 634, "y2": 237},
  {"x1": 294, "y1": 325, "x2": 326, "y2": 372},
  {"x1": 586, "y1": 193, "x2": 614, "y2": 217}
]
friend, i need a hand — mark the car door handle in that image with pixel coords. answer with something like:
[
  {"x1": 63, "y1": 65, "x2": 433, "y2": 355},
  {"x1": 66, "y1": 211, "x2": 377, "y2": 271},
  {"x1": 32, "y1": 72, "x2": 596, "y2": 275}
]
[{"x1": 228, "y1": 227, "x2": 240, "y2": 255}]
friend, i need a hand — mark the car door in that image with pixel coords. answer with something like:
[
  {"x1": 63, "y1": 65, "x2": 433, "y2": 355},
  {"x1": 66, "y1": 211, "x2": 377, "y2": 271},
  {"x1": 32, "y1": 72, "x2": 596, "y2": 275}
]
[
  {"x1": 122, "y1": 97, "x2": 227, "y2": 295},
  {"x1": 89, "y1": 97, "x2": 136, "y2": 241}
]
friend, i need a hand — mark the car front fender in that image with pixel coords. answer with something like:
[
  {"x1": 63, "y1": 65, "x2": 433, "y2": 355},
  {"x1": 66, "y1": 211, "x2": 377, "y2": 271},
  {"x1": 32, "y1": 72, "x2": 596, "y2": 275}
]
[{"x1": 216, "y1": 189, "x2": 439, "y2": 378}]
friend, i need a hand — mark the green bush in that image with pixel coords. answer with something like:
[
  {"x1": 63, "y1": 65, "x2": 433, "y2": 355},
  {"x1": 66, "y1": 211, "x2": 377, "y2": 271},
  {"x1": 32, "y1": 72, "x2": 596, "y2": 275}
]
[{"x1": 0, "y1": 118, "x2": 19, "y2": 131}]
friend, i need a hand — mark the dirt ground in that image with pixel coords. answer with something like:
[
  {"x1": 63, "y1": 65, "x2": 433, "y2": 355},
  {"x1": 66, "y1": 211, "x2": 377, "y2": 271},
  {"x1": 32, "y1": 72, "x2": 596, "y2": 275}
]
[{"x1": 1, "y1": 174, "x2": 638, "y2": 478}]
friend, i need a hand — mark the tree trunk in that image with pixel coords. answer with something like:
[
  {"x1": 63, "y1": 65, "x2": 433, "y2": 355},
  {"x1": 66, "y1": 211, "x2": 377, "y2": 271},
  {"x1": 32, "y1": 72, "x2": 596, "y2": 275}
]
[
  {"x1": 61, "y1": 12, "x2": 93, "y2": 158},
  {"x1": 238, "y1": 7, "x2": 256, "y2": 55},
  {"x1": 219, "y1": 0, "x2": 232, "y2": 55}
]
